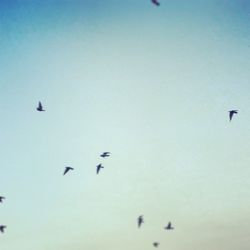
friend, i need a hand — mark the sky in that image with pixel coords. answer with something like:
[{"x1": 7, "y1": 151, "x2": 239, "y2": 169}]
[{"x1": 0, "y1": 0, "x2": 250, "y2": 249}]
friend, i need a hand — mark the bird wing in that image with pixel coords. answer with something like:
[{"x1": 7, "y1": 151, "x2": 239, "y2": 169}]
[
  {"x1": 96, "y1": 165, "x2": 100, "y2": 174},
  {"x1": 165, "y1": 222, "x2": 171, "y2": 228},
  {"x1": 63, "y1": 168, "x2": 69, "y2": 175},
  {"x1": 138, "y1": 217, "x2": 143, "y2": 227},
  {"x1": 38, "y1": 102, "x2": 42, "y2": 109},
  {"x1": 152, "y1": 0, "x2": 160, "y2": 5},
  {"x1": 229, "y1": 111, "x2": 233, "y2": 121}
]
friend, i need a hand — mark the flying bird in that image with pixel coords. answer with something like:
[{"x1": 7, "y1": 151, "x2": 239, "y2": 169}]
[
  {"x1": 153, "y1": 242, "x2": 159, "y2": 248},
  {"x1": 151, "y1": 0, "x2": 160, "y2": 6},
  {"x1": 96, "y1": 164, "x2": 104, "y2": 174},
  {"x1": 0, "y1": 225, "x2": 6, "y2": 233},
  {"x1": 0, "y1": 197, "x2": 5, "y2": 203},
  {"x1": 63, "y1": 167, "x2": 74, "y2": 175},
  {"x1": 100, "y1": 152, "x2": 110, "y2": 158},
  {"x1": 37, "y1": 101, "x2": 45, "y2": 111},
  {"x1": 229, "y1": 110, "x2": 238, "y2": 121},
  {"x1": 164, "y1": 222, "x2": 174, "y2": 230},
  {"x1": 138, "y1": 215, "x2": 144, "y2": 228}
]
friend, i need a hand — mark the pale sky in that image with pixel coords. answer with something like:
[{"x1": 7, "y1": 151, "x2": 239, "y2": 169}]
[{"x1": 1, "y1": 1, "x2": 250, "y2": 250}]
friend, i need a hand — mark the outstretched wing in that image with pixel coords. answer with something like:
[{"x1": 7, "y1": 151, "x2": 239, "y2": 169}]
[
  {"x1": 96, "y1": 164, "x2": 101, "y2": 174},
  {"x1": 229, "y1": 111, "x2": 233, "y2": 121},
  {"x1": 138, "y1": 219, "x2": 141, "y2": 227},
  {"x1": 138, "y1": 216, "x2": 143, "y2": 227},
  {"x1": 152, "y1": 0, "x2": 160, "y2": 6},
  {"x1": 63, "y1": 168, "x2": 69, "y2": 175}
]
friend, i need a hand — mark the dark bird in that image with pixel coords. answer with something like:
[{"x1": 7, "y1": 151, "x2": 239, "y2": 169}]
[
  {"x1": 138, "y1": 215, "x2": 144, "y2": 228},
  {"x1": 37, "y1": 101, "x2": 45, "y2": 111},
  {"x1": 229, "y1": 110, "x2": 238, "y2": 121},
  {"x1": 164, "y1": 222, "x2": 174, "y2": 230},
  {"x1": 100, "y1": 152, "x2": 110, "y2": 158},
  {"x1": 151, "y1": 0, "x2": 160, "y2": 6},
  {"x1": 0, "y1": 225, "x2": 6, "y2": 233},
  {"x1": 96, "y1": 164, "x2": 104, "y2": 174},
  {"x1": 63, "y1": 167, "x2": 74, "y2": 175},
  {"x1": 153, "y1": 242, "x2": 160, "y2": 248},
  {"x1": 0, "y1": 197, "x2": 5, "y2": 203}
]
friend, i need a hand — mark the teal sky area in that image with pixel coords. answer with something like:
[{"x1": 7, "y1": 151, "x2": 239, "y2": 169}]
[{"x1": 0, "y1": 1, "x2": 250, "y2": 250}]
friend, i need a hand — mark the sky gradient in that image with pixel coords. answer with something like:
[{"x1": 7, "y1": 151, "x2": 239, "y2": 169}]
[{"x1": 1, "y1": 1, "x2": 250, "y2": 250}]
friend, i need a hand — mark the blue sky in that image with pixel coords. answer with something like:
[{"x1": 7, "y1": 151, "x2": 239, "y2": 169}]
[{"x1": 0, "y1": 1, "x2": 250, "y2": 250}]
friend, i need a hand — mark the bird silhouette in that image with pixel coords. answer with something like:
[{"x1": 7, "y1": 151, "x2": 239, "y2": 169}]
[
  {"x1": 153, "y1": 242, "x2": 159, "y2": 248},
  {"x1": 96, "y1": 164, "x2": 104, "y2": 174},
  {"x1": 0, "y1": 225, "x2": 6, "y2": 233},
  {"x1": 164, "y1": 222, "x2": 174, "y2": 230},
  {"x1": 138, "y1": 215, "x2": 144, "y2": 228},
  {"x1": 100, "y1": 152, "x2": 110, "y2": 158},
  {"x1": 37, "y1": 101, "x2": 45, "y2": 111},
  {"x1": 63, "y1": 167, "x2": 74, "y2": 175},
  {"x1": 151, "y1": 0, "x2": 160, "y2": 6},
  {"x1": 0, "y1": 197, "x2": 5, "y2": 203},
  {"x1": 229, "y1": 110, "x2": 238, "y2": 121}
]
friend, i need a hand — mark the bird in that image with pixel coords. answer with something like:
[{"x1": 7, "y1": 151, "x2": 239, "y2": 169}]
[
  {"x1": 100, "y1": 152, "x2": 110, "y2": 158},
  {"x1": 63, "y1": 167, "x2": 74, "y2": 175},
  {"x1": 96, "y1": 164, "x2": 104, "y2": 174},
  {"x1": 37, "y1": 101, "x2": 45, "y2": 111},
  {"x1": 153, "y1": 242, "x2": 160, "y2": 248},
  {"x1": 229, "y1": 110, "x2": 238, "y2": 121},
  {"x1": 0, "y1": 225, "x2": 6, "y2": 233},
  {"x1": 138, "y1": 215, "x2": 144, "y2": 228},
  {"x1": 151, "y1": 0, "x2": 160, "y2": 6},
  {"x1": 164, "y1": 222, "x2": 174, "y2": 230},
  {"x1": 0, "y1": 197, "x2": 5, "y2": 203}
]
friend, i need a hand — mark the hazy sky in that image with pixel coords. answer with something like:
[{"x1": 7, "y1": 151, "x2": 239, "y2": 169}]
[{"x1": 1, "y1": 1, "x2": 250, "y2": 249}]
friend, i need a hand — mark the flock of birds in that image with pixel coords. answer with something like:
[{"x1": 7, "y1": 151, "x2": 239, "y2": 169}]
[
  {"x1": 0, "y1": 1, "x2": 240, "y2": 248},
  {"x1": 138, "y1": 215, "x2": 174, "y2": 248},
  {"x1": 0, "y1": 100, "x2": 238, "y2": 247},
  {"x1": 0, "y1": 103, "x2": 111, "y2": 233}
]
